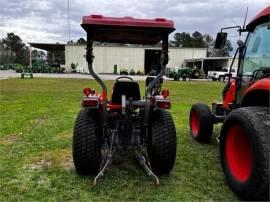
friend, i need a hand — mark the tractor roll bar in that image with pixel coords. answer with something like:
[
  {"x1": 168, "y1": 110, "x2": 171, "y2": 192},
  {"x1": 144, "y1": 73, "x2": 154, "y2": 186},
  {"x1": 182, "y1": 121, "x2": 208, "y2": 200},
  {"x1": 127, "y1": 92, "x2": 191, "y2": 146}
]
[
  {"x1": 86, "y1": 32, "x2": 108, "y2": 132},
  {"x1": 86, "y1": 32, "x2": 169, "y2": 132},
  {"x1": 146, "y1": 35, "x2": 169, "y2": 95},
  {"x1": 86, "y1": 33, "x2": 168, "y2": 101},
  {"x1": 143, "y1": 35, "x2": 169, "y2": 128},
  {"x1": 86, "y1": 33, "x2": 107, "y2": 97}
]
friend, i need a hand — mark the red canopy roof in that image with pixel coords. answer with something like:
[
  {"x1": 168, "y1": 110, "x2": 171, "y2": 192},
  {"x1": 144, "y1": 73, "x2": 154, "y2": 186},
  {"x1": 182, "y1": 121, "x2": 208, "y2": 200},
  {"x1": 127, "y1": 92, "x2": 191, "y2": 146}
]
[
  {"x1": 81, "y1": 15, "x2": 175, "y2": 44},
  {"x1": 247, "y1": 6, "x2": 270, "y2": 30}
]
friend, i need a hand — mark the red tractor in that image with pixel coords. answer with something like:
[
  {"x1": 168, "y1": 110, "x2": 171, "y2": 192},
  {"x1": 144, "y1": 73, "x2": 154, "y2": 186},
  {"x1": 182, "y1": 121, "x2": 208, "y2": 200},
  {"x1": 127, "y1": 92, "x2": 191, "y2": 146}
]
[
  {"x1": 189, "y1": 7, "x2": 269, "y2": 200},
  {"x1": 72, "y1": 15, "x2": 176, "y2": 185}
]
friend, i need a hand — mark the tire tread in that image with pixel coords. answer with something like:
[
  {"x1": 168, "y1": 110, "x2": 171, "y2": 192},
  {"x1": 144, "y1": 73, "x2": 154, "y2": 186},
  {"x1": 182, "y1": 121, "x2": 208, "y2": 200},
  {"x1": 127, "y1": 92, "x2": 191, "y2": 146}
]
[
  {"x1": 148, "y1": 109, "x2": 177, "y2": 174},
  {"x1": 220, "y1": 107, "x2": 269, "y2": 200},
  {"x1": 73, "y1": 108, "x2": 101, "y2": 175}
]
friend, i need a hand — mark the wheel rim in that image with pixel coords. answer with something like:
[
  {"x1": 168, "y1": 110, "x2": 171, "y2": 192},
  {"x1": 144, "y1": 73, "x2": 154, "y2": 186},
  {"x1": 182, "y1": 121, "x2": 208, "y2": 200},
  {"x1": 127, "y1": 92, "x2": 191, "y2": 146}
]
[
  {"x1": 225, "y1": 125, "x2": 253, "y2": 182},
  {"x1": 190, "y1": 110, "x2": 200, "y2": 137}
]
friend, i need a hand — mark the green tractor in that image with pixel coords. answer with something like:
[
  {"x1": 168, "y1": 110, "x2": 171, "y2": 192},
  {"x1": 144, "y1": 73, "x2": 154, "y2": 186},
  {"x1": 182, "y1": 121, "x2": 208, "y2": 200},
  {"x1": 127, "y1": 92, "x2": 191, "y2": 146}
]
[
  {"x1": 190, "y1": 66, "x2": 201, "y2": 79},
  {"x1": 168, "y1": 66, "x2": 192, "y2": 81}
]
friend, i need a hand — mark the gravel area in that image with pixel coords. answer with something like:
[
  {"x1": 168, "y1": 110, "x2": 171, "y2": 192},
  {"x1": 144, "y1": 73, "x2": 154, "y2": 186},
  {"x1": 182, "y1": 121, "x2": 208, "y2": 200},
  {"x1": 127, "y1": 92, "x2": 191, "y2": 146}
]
[
  {"x1": 0, "y1": 70, "x2": 212, "y2": 81},
  {"x1": 0, "y1": 70, "x2": 164, "y2": 81}
]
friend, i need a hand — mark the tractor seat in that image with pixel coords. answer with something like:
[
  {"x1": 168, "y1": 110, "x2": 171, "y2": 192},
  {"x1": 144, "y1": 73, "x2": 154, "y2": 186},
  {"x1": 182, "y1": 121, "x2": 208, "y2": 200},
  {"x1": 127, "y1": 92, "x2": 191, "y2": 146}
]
[{"x1": 111, "y1": 81, "x2": 141, "y2": 104}]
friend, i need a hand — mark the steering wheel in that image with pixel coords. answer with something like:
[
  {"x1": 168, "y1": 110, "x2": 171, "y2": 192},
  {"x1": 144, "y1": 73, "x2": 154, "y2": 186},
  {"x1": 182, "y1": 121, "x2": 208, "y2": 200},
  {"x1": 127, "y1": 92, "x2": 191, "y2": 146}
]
[
  {"x1": 250, "y1": 67, "x2": 270, "y2": 81},
  {"x1": 116, "y1": 76, "x2": 134, "y2": 82}
]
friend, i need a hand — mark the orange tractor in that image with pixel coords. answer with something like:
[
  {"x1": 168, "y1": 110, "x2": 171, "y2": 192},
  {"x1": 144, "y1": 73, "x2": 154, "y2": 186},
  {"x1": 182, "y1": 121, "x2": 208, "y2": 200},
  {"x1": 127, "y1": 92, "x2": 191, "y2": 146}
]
[{"x1": 189, "y1": 6, "x2": 269, "y2": 200}]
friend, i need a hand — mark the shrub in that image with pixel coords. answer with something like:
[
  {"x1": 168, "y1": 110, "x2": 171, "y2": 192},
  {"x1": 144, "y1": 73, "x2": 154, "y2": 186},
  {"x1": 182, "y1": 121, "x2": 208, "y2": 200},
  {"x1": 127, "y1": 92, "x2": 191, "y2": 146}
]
[
  {"x1": 129, "y1": 69, "x2": 136, "y2": 75},
  {"x1": 120, "y1": 69, "x2": 128, "y2": 75},
  {"x1": 136, "y1": 69, "x2": 144, "y2": 75}
]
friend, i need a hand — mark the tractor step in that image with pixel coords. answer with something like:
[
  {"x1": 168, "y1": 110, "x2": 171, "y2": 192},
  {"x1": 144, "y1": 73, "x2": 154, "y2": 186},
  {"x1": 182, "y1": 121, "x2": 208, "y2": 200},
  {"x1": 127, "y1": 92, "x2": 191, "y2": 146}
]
[{"x1": 212, "y1": 102, "x2": 225, "y2": 116}]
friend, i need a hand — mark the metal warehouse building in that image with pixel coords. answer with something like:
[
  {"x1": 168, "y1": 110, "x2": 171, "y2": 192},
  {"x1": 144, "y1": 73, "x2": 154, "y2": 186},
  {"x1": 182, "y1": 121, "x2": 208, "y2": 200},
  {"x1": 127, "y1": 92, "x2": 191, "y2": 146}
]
[{"x1": 65, "y1": 45, "x2": 207, "y2": 74}]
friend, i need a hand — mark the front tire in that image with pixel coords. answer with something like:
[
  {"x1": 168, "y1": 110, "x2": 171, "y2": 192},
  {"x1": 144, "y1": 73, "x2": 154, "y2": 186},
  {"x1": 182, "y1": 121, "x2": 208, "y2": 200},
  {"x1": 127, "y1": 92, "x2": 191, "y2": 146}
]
[
  {"x1": 189, "y1": 103, "x2": 213, "y2": 143},
  {"x1": 220, "y1": 107, "x2": 269, "y2": 201},
  {"x1": 148, "y1": 109, "x2": 177, "y2": 175},
  {"x1": 73, "y1": 108, "x2": 101, "y2": 175}
]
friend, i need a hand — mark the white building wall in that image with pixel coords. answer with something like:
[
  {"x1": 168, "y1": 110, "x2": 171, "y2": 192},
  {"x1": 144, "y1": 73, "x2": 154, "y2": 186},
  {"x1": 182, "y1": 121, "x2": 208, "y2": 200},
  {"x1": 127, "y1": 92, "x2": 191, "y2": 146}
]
[
  {"x1": 228, "y1": 58, "x2": 239, "y2": 69},
  {"x1": 168, "y1": 48, "x2": 206, "y2": 67},
  {"x1": 65, "y1": 45, "x2": 206, "y2": 73}
]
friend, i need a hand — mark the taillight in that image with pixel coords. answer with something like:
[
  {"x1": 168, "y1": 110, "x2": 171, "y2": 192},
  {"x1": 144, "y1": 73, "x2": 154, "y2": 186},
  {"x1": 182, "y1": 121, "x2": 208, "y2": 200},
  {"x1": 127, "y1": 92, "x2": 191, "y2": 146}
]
[
  {"x1": 161, "y1": 90, "x2": 169, "y2": 98},
  {"x1": 83, "y1": 88, "x2": 92, "y2": 96},
  {"x1": 155, "y1": 100, "x2": 171, "y2": 109},
  {"x1": 82, "y1": 98, "x2": 99, "y2": 108}
]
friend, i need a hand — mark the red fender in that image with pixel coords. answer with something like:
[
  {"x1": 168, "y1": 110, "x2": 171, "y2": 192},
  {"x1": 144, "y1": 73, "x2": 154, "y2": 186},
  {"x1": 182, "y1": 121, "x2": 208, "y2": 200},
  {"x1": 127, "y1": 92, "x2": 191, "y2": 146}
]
[
  {"x1": 244, "y1": 77, "x2": 270, "y2": 96},
  {"x1": 223, "y1": 79, "x2": 236, "y2": 108}
]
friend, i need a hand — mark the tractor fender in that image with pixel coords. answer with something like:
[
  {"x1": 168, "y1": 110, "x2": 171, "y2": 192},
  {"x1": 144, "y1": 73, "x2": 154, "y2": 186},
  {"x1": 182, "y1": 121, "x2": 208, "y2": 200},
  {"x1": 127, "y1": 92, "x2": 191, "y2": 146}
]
[{"x1": 242, "y1": 77, "x2": 270, "y2": 107}]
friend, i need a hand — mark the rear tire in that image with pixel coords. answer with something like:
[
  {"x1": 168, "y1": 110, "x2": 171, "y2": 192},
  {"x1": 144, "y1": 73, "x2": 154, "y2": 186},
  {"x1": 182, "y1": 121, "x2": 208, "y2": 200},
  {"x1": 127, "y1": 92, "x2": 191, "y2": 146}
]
[
  {"x1": 148, "y1": 109, "x2": 177, "y2": 175},
  {"x1": 219, "y1": 76, "x2": 225, "y2": 82},
  {"x1": 220, "y1": 107, "x2": 269, "y2": 201},
  {"x1": 73, "y1": 108, "x2": 101, "y2": 175},
  {"x1": 189, "y1": 103, "x2": 213, "y2": 143}
]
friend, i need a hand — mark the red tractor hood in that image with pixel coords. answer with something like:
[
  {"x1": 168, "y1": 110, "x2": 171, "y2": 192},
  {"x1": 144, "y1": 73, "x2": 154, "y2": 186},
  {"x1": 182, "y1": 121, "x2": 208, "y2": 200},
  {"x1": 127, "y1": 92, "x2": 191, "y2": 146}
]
[
  {"x1": 244, "y1": 77, "x2": 270, "y2": 96},
  {"x1": 247, "y1": 6, "x2": 270, "y2": 30}
]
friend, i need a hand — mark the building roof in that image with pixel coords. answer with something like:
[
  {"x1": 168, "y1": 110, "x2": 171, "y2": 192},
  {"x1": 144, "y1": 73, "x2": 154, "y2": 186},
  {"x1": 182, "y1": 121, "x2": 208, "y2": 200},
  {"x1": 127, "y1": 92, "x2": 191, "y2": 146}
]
[{"x1": 28, "y1": 42, "x2": 65, "y2": 52}]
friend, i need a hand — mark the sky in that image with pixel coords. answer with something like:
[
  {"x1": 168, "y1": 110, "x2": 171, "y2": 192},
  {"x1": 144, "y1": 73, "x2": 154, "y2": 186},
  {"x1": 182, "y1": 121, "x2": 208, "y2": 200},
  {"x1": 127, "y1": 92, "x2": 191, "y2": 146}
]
[{"x1": 0, "y1": 0, "x2": 269, "y2": 47}]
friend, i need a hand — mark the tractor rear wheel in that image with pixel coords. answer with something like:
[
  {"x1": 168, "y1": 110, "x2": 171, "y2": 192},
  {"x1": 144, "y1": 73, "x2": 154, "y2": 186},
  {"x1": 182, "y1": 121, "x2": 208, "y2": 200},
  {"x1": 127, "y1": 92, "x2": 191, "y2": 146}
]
[
  {"x1": 220, "y1": 107, "x2": 269, "y2": 201},
  {"x1": 189, "y1": 103, "x2": 213, "y2": 143},
  {"x1": 73, "y1": 108, "x2": 101, "y2": 175},
  {"x1": 148, "y1": 109, "x2": 176, "y2": 175}
]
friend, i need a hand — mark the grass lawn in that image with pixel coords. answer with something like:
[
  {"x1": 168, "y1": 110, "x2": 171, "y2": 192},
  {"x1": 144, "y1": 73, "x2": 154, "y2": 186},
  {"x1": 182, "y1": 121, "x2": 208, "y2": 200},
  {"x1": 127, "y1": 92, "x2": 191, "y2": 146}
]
[{"x1": 0, "y1": 78, "x2": 237, "y2": 201}]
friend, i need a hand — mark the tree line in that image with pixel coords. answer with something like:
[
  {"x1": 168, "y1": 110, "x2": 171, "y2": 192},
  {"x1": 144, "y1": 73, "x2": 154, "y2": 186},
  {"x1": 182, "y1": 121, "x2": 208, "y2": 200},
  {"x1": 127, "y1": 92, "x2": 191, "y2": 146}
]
[
  {"x1": 169, "y1": 31, "x2": 233, "y2": 56},
  {"x1": 0, "y1": 33, "x2": 30, "y2": 65},
  {"x1": 0, "y1": 33, "x2": 87, "y2": 66},
  {"x1": 70, "y1": 31, "x2": 233, "y2": 57},
  {"x1": 0, "y1": 31, "x2": 233, "y2": 66}
]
